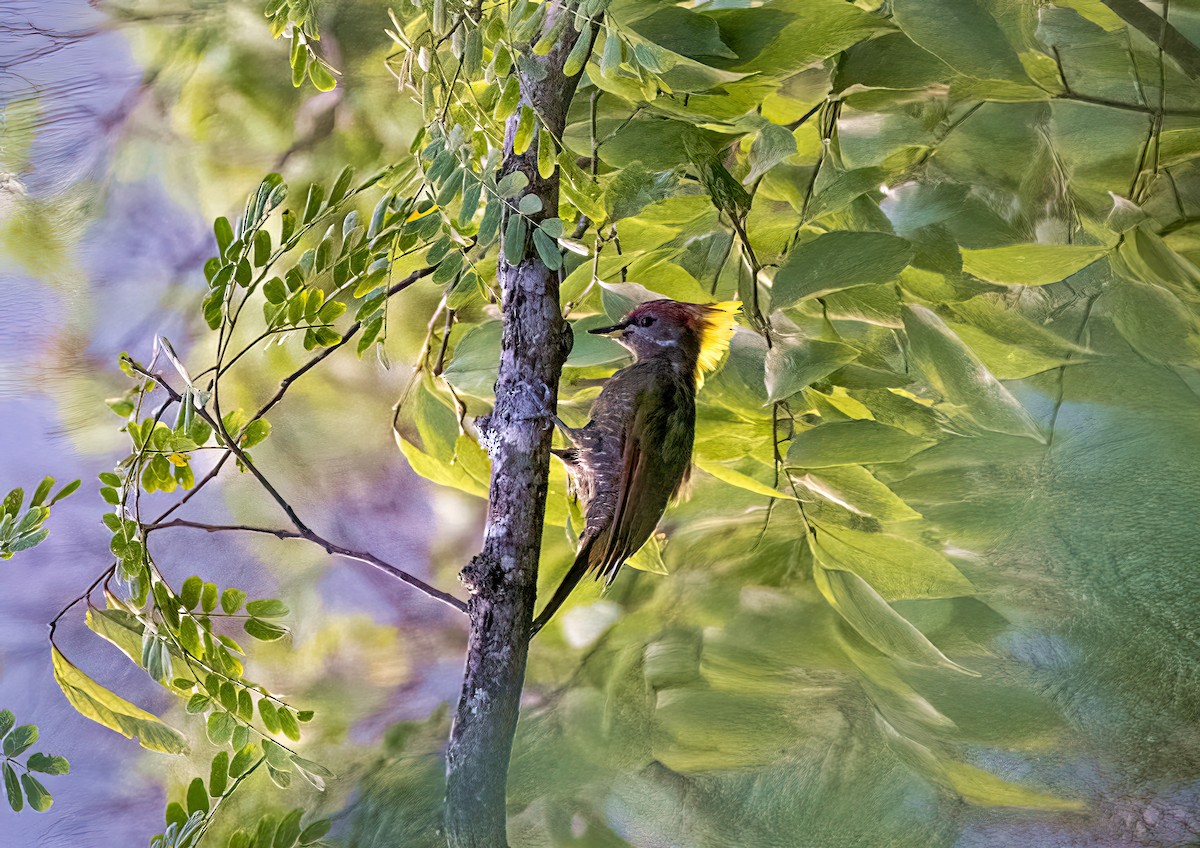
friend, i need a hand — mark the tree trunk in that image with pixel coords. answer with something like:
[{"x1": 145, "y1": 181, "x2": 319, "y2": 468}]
[{"x1": 443, "y1": 11, "x2": 598, "y2": 848}]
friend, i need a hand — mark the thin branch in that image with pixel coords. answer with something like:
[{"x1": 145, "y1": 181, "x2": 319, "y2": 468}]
[
  {"x1": 147, "y1": 265, "x2": 438, "y2": 528},
  {"x1": 145, "y1": 519, "x2": 467, "y2": 613},
  {"x1": 1057, "y1": 91, "x2": 1200, "y2": 117},
  {"x1": 128, "y1": 362, "x2": 467, "y2": 613}
]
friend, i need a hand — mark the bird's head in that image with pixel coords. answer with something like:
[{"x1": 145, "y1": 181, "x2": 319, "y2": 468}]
[{"x1": 589, "y1": 299, "x2": 740, "y2": 384}]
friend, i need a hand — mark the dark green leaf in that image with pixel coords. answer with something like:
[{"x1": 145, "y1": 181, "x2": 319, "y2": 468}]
[
  {"x1": 3, "y1": 724, "x2": 37, "y2": 757},
  {"x1": 186, "y1": 776, "x2": 209, "y2": 815},
  {"x1": 4, "y1": 763, "x2": 21, "y2": 812},
  {"x1": 209, "y1": 751, "x2": 229, "y2": 797},
  {"x1": 299, "y1": 819, "x2": 332, "y2": 844},
  {"x1": 25, "y1": 753, "x2": 69, "y2": 775},
  {"x1": 20, "y1": 773, "x2": 51, "y2": 812}
]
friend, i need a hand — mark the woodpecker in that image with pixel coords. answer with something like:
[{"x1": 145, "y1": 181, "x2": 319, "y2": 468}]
[{"x1": 531, "y1": 299, "x2": 740, "y2": 636}]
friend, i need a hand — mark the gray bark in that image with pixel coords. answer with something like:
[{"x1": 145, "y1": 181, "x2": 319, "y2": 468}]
[{"x1": 443, "y1": 11, "x2": 599, "y2": 848}]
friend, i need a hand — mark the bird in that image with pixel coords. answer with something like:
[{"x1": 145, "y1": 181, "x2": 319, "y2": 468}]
[{"x1": 530, "y1": 298, "x2": 740, "y2": 636}]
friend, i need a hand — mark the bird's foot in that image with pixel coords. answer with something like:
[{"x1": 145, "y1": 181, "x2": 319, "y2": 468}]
[{"x1": 512, "y1": 378, "x2": 578, "y2": 440}]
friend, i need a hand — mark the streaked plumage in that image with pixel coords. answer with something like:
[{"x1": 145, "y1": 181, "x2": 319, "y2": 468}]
[{"x1": 531, "y1": 299, "x2": 739, "y2": 635}]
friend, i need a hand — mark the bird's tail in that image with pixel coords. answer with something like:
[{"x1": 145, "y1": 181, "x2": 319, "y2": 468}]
[{"x1": 530, "y1": 532, "x2": 599, "y2": 637}]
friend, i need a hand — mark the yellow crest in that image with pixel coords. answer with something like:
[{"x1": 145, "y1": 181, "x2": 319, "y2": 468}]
[{"x1": 695, "y1": 301, "x2": 741, "y2": 386}]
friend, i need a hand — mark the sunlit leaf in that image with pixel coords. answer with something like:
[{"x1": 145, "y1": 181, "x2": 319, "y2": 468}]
[
  {"x1": 51, "y1": 647, "x2": 188, "y2": 755},
  {"x1": 960, "y1": 245, "x2": 1108, "y2": 286}
]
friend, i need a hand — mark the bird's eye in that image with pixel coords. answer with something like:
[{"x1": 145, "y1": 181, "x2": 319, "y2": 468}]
[{"x1": 638, "y1": 315, "x2": 656, "y2": 328}]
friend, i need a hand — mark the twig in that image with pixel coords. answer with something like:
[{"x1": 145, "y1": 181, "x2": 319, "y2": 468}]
[
  {"x1": 128, "y1": 362, "x2": 467, "y2": 613},
  {"x1": 146, "y1": 519, "x2": 467, "y2": 613}
]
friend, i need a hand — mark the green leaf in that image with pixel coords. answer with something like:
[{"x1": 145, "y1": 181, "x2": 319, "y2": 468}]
[
  {"x1": 537, "y1": 127, "x2": 554, "y2": 178},
  {"x1": 309, "y1": 61, "x2": 337, "y2": 92},
  {"x1": 290, "y1": 755, "x2": 334, "y2": 781},
  {"x1": 186, "y1": 775, "x2": 209, "y2": 815},
  {"x1": 746, "y1": 123, "x2": 797, "y2": 184},
  {"x1": 206, "y1": 711, "x2": 236, "y2": 746},
  {"x1": 52, "y1": 647, "x2": 188, "y2": 754},
  {"x1": 815, "y1": 524, "x2": 973, "y2": 600},
  {"x1": 3, "y1": 489, "x2": 23, "y2": 518},
  {"x1": 201, "y1": 582, "x2": 218, "y2": 613},
  {"x1": 794, "y1": 465, "x2": 921, "y2": 523},
  {"x1": 240, "y1": 419, "x2": 272, "y2": 449},
  {"x1": 813, "y1": 555, "x2": 975, "y2": 674},
  {"x1": 259, "y1": 699, "x2": 281, "y2": 734},
  {"x1": 960, "y1": 244, "x2": 1107, "y2": 285},
  {"x1": 493, "y1": 75, "x2": 521, "y2": 121},
  {"x1": 3, "y1": 724, "x2": 36, "y2": 757},
  {"x1": 30, "y1": 476, "x2": 54, "y2": 507},
  {"x1": 263, "y1": 739, "x2": 292, "y2": 770},
  {"x1": 787, "y1": 420, "x2": 935, "y2": 469},
  {"x1": 0, "y1": 710, "x2": 12, "y2": 738},
  {"x1": 517, "y1": 193, "x2": 543, "y2": 215},
  {"x1": 764, "y1": 336, "x2": 859, "y2": 402},
  {"x1": 903, "y1": 305, "x2": 1044, "y2": 440},
  {"x1": 230, "y1": 743, "x2": 258, "y2": 777},
  {"x1": 275, "y1": 808, "x2": 304, "y2": 848},
  {"x1": 180, "y1": 575, "x2": 202, "y2": 610},
  {"x1": 179, "y1": 616, "x2": 203, "y2": 658},
  {"x1": 267, "y1": 764, "x2": 293, "y2": 788},
  {"x1": 773, "y1": 232, "x2": 913, "y2": 307},
  {"x1": 299, "y1": 819, "x2": 333, "y2": 844},
  {"x1": 940, "y1": 761, "x2": 1083, "y2": 810},
  {"x1": 220, "y1": 588, "x2": 247, "y2": 614},
  {"x1": 20, "y1": 772, "x2": 52, "y2": 812},
  {"x1": 496, "y1": 171, "x2": 529, "y2": 198},
  {"x1": 513, "y1": 106, "x2": 535, "y2": 155},
  {"x1": 277, "y1": 708, "x2": 301, "y2": 742},
  {"x1": 695, "y1": 459, "x2": 794, "y2": 501},
  {"x1": 944, "y1": 296, "x2": 1090, "y2": 379},
  {"x1": 214, "y1": 217, "x2": 234, "y2": 256},
  {"x1": 253, "y1": 229, "x2": 272, "y2": 266},
  {"x1": 25, "y1": 753, "x2": 69, "y2": 775},
  {"x1": 532, "y1": 227, "x2": 562, "y2": 270},
  {"x1": 245, "y1": 598, "x2": 289, "y2": 618},
  {"x1": 209, "y1": 750, "x2": 229, "y2": 797},
  {"x1": 891, "y1": 0, "x2": 1030, "y2": 83},
  {"x1": 3, "y1": 763, "x2": 21, "y2": 812},
  {"x1": 1100, "y1": 281, "x2": 1200, "y2": 366},
  {"x1": 503, "y1": 213, "x2": 528, "y2": 265},
  {"x1": 50, "y1": 477, "x2": 79, "y2": 503}
]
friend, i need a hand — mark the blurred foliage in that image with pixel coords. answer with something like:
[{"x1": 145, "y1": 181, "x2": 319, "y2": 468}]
[{"x1": 8, "y1": 0, "x2": 1200, "y2": 844}]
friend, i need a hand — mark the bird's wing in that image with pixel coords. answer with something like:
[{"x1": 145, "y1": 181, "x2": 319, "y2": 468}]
[{"x1": 590, "y1": 397, "x2": 672, "y2": 584}]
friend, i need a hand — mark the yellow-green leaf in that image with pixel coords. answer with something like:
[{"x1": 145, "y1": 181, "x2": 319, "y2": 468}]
[
  {"x1": 51, "y1": 647, "x2": 188, "y2": 755},
  {"x1": 960, "y1": 244, "x2": 1107, "y2": 286}
]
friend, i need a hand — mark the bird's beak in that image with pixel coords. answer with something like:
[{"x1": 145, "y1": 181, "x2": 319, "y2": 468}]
[{"x1": 588, "y1": 320, "x2": 629, "y2": 335}]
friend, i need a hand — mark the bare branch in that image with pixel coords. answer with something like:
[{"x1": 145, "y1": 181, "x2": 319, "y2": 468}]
[{"x1": 145, "y1": 519, "x2": 467, "y2": 613}]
